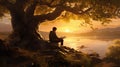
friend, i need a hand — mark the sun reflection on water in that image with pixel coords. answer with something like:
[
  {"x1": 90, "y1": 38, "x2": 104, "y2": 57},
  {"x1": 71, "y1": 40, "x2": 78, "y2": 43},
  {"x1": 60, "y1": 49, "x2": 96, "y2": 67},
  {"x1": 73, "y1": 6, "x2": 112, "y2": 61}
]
[{"x1": 64, "y1": 36, "x2": 113, "y2": 58}]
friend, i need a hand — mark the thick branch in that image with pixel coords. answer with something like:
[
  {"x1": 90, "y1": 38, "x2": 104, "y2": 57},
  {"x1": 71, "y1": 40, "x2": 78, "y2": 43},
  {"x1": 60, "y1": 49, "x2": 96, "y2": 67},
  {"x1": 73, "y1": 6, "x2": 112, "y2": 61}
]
[
  {"x1": 34, "y1": 5, "x2": 92, "y2": 23},
  {"x1": 0, "y1": 0, "x2": 13, "y2": 10},
  {"x1": 25, "y1": 1, "x2": 37, "y2": 17},
  {"x1": 0, "y1": 0, "x2": 28, "y2": 12},
  {"x1": 50, "y1": 0, "x2": 55, "y2": 4},
  {"x1": 34, "y1": 6, "x2": 64, "y2": 22},
  {"x1": 15, "y1": 0, "x2": 30, "y2": 11}
]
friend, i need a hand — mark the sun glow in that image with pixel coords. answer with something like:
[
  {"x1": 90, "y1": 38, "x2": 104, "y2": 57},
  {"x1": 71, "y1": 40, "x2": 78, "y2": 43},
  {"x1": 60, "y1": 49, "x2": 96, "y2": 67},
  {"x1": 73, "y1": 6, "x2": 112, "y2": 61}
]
[
  {"x1": 65, "y1": 29, "x2": 71, "y2": 33},
  {"x1": 40, "y1": 19, "x2": 92, "y2": 33}
]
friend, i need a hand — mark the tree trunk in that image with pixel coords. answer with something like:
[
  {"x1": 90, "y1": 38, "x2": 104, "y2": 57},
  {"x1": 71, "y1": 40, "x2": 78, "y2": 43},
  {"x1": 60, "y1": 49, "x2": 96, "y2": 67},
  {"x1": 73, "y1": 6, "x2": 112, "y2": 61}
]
[{"x1": 8, "y1": 9, "x2": 44, "y2": 50}]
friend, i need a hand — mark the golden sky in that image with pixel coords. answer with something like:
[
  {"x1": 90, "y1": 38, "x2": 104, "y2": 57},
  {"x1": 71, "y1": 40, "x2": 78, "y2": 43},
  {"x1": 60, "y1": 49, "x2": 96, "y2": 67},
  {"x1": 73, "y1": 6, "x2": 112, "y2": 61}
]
[
  {"x1": 39, "y1": 19, "x2": 87, "y2": 33},
  {"x1": 0, "y1": 14, "x2": 120, "y2": 33},
  {"x1": 39, "y1": 18, "x2": 120, "y2": 33}
]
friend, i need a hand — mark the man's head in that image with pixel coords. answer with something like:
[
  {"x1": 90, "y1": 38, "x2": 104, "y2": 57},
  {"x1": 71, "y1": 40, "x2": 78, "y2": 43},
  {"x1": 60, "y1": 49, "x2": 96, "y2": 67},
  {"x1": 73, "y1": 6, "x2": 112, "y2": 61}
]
[{"x1": 52, "y1": 27, "x2": 57, "y2": 31}]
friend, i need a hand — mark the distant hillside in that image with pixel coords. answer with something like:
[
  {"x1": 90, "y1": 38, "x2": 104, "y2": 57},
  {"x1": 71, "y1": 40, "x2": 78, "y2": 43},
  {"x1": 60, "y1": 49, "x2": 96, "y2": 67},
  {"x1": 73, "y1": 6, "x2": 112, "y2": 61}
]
[
  {"x1": 80, "y1": 27, "x2": 120, "y2": 37},
  {"x1": 39, "y1": 31, "x2": 78, "y2": 40}
]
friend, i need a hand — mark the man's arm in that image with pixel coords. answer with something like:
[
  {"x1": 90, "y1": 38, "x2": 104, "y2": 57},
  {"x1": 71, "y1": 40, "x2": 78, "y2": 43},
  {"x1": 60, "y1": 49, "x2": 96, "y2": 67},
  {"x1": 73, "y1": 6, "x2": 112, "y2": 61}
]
[{"x1": 53, "y1": 32, "x2": 59, "y2": 39}]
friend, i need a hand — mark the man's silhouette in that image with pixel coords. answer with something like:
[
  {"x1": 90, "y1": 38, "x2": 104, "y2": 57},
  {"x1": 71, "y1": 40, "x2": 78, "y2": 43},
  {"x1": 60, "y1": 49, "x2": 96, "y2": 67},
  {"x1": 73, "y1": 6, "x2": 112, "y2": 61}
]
[{"x1": 49, "y1": 27, "x2": 64, "y2": 46}]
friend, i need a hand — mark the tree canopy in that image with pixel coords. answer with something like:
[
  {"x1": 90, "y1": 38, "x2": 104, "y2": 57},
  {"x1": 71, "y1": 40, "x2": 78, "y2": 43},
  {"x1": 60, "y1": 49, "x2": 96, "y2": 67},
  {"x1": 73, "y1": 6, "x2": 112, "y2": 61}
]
[{"x1": 0, "y1": 0, "x2": 120, "y2": 24}]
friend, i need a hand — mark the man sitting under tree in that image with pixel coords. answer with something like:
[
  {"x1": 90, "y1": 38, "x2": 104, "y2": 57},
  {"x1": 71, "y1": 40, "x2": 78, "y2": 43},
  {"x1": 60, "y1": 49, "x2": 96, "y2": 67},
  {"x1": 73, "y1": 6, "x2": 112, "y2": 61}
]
[{"x1": 49, "y1": 27, "x2": 65, "y2": 46}]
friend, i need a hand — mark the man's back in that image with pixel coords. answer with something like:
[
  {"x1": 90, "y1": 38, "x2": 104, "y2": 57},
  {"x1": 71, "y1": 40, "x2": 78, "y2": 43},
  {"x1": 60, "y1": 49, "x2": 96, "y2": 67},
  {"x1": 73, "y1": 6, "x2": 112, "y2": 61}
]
[
  {"x1": 49, "y1": 27, "x2": 64, "y2": 46},
  {"x1": 49, "y1": 31, "x2": 58, "y2": 42}
]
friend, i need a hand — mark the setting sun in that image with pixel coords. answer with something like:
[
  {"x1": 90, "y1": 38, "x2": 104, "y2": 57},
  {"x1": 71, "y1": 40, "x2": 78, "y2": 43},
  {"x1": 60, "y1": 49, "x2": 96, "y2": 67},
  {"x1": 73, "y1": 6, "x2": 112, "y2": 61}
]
[{"x1": 65, "y1": 29, "x2": 71, "y2": 33}]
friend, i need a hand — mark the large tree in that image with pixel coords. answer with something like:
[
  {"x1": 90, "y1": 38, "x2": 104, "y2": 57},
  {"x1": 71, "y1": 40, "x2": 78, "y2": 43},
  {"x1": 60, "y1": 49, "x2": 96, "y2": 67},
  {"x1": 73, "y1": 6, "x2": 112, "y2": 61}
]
[{"x1": 0, "y1": 0, "x2": 120, "y2": 47}]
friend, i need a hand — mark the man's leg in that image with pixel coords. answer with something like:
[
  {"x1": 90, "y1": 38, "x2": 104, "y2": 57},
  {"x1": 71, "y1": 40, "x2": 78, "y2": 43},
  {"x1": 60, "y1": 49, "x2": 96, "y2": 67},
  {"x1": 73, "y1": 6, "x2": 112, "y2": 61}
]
[
  {"x1": 53, "y1": 38, "x2": 64, "y2": 46},
  {"x1": 59, "y1": 39, "x2": 63, "y2": 46}
]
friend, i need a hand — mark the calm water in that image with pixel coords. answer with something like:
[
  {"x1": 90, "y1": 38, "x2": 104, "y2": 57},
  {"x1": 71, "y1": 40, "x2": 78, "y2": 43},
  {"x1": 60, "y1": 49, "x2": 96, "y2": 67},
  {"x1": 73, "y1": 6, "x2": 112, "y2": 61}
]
[
  {"x1": 64, "y1": 36, "x2": 113, "y2": 58},
  {"x1": 40, "y1": 32, "x2": 119, "y2": 58}
]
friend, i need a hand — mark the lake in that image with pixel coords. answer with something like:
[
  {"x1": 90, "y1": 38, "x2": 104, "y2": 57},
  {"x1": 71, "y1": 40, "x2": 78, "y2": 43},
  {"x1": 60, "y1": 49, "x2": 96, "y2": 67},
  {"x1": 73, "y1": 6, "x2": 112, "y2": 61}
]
[
  {"x1": 40, "y1": 32, "x2": 120, "y2": 58},
  {"x1": 64, "y1": 36, "x2": 112, "y2": 58}
]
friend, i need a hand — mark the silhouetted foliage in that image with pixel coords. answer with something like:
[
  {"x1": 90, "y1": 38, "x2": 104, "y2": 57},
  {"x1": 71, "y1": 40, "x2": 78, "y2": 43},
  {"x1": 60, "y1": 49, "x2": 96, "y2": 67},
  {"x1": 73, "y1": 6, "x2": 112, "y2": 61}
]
[{"x1": 105, "y1": 40, "x2": 120, "y2": 66}]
